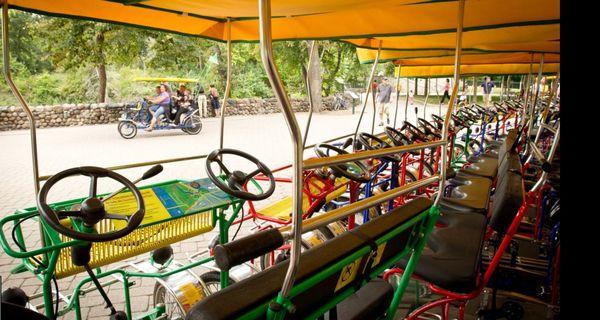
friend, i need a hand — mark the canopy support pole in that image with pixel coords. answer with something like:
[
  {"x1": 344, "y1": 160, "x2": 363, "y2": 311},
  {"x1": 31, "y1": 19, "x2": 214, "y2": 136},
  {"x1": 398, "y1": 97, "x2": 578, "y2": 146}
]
[
  {"x1": 393, "y1": 63, "x2": 402, "y2": 128},
  {"x1": 404, "y1": 78, "x2": 410, "y2": 122},
  {"x1": 353, "y1": 40, "x2": 381, "y2": 149},
  {"x1": 370, "y1": 42, "x2": 382, "y2": 135},
  {"x1": 423, "y1": 78, "x2": 429, "y2": 119},
  {"x1": 2, "y1": 4, "x2": 39, "y2": 193},
  {"x1": 302, "y1": 40, "x2": 317, "y2": 149},
  {"x1": 504, "y1": 74, "x2": 511, "y2": 100},
  {"x1": 472, "y1": 76, "x2": 477, "y2": 104},
  {"x1": 435, "y1": 78, "x2": 442, "y2": 116},
  {"x1": 526, "y1": 69, "x2": 559, "y2": 164},
  {"x1": 218, "y1": 18, "x2": 232, "y2": 155},
  {"x1": 528, "y1": 53, "x2": 544, "y2": 134},
  {"x1": 433, "y1": 0, "x2": 465, "y2": 207},
  {"x1": 2, "y1": 3, "x2": 45, "y2": 248},
  {"x1": 521, "y1": 54, "x2": 535, "y2": 126},
  {"x1": 259, "y1": 0, "x2": 304, "y2": 300},
  {"x1": 500, "y1": 76, "x2": 505, "y2": 102}
]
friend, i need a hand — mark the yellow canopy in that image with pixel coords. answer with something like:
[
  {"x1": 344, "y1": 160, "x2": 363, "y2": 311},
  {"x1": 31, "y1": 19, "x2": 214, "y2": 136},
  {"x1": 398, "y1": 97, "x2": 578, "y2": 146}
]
[
  {"x1": 357, "y1": 50, "x2": 560, "y2": 66},
  {"x1": 348, "y1": 23, "x2": 559, "y2": 55},
  {"x1": 134, "y1": 77, "x2": 198, "y2": 82},
  {"x1": 7, "y1": 0, "x2": 559, "y2": 42},
  {"x1": 394, "y1": 63, "x2": 560, "y2": 78}
]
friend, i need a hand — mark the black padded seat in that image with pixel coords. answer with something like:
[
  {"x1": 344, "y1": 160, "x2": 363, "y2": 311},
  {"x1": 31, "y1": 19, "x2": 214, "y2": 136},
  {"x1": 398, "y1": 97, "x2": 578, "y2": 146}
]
[
  {"x1": 479, "y1": 140, "x2": 503, "y2": 159},
  {"x1": 487, "y1": 129, "x2": 519, "y2": 169},
  {"x1": 460, "y1": 155, "x2": 498, "y2": 179},
  {"x1": 400, "y1": 213, "x2": 487, "y2": 293},
  {"x1": 186, "y1": 198, "x2": 433, "y2": 320},
  {"x1": 440, "y1": 173, "x2": 492, "y2": 213},
  {"x1": 488, "y1": 153, "x2": 525, "y2": 235},
  {"x1": 335, "y1": 278, "x2": 394, "y2": 320}
]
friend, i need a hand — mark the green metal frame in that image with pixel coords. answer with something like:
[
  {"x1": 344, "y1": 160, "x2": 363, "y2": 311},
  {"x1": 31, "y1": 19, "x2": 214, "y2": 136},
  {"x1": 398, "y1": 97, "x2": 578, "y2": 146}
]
[
  {"x1": 222, "y1": 205, "x2": 440, "y2": 320},
  {"x1": 0, "y1": 178, "x2": 254, "y2": 320}
]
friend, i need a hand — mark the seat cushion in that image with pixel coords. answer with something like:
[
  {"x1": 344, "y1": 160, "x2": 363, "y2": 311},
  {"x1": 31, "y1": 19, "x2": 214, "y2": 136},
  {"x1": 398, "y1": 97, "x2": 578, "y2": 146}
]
[
  {"x1": 460, "y1": 155, "x2": 498, "y2": 179},
  {"x1": 401, "y1": 213, "x2": 487, "y2": 293},
  {"x1": 336, "y1": 278, "x2": 394, "y2": 320},
  {"x1": 441, "y1": 173, "x2": 492, "y2": 212}
]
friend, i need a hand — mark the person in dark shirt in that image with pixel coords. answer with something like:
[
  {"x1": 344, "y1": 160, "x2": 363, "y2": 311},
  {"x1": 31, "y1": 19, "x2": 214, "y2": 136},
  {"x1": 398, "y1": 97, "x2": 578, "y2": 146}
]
[
  {"x1": 481, "y1": 76, "x2": 495, "y2": 108},
  {"x1": 377, "y1": 77, "x2": 393, "y2": 126}
]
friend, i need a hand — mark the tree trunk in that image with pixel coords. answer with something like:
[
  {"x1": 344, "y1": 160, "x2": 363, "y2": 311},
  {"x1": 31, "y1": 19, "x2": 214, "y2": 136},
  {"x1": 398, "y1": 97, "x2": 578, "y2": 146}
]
[
  {"x1": 97, "y1": 64, "x2": 107, "y2": 103},
  {"x1": 95, "y1": 30, "x2": 107, "y2": 103},
  {"x1": 306, "y1": 41, "x2": 323, "y2": 112}
]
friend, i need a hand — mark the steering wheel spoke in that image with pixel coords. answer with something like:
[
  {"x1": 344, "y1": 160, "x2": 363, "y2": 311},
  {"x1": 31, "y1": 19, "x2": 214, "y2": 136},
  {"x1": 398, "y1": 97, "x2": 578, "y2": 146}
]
[
  {"x1": 105, "y1": 213, "x2": 131, "y2": 221},
  {"x1": 89, "y1": 176, "x2": 98, "y2": 198},
  {"x1": 57, "y1": 210, "x2": 84, "y2": 219},
  {"x1": 213, "y1": 158, "x2": 231, "y2": 176}
]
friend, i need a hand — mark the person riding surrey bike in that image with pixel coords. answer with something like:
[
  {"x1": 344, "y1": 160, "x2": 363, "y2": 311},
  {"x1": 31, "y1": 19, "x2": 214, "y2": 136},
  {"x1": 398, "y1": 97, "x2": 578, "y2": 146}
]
[
  {"x1": 173, "y1": 89, "x2": 193, "y2": 125},
  {"x1": 144, "y1": 84, "x2": 171, "y2": 132}
]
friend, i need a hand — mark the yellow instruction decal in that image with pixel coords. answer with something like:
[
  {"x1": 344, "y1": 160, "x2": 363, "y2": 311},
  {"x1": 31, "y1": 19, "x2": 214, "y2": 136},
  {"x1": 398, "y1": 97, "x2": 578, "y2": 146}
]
[
  {"x1": 334, "y1": 257, "x2": 363, "y2": 292},
  {"x1": 178, "y1": 282, "x2": 205, "y2": 311},
  {"x1": 104, "y1": 189, "x2": 170, "y2": 228},
  {"x1": 371, "y1": 242, "x2": 387, "y2": 268}
]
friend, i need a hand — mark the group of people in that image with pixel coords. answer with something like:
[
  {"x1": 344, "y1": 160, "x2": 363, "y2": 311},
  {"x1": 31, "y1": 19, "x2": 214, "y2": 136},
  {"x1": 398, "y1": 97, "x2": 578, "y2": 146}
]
[
  {"x1": 143, "y1": 83, "x2": 221, "y2": 132},
  {"x1": 372, "y1": 76, "x2": 497, "y2": 126}
]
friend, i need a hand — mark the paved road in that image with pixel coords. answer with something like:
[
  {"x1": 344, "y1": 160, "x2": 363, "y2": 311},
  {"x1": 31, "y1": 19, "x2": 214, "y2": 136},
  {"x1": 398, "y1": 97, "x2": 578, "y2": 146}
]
[{"x1": 0, "y1": 103, "x2": 448, "y2": 319}]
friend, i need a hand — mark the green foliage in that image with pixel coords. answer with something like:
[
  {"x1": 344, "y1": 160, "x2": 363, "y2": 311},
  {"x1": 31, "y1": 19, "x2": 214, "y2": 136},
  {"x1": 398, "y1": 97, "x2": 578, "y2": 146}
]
[{"x1": 0, "y1": 11, "x2": 378, "y2": 106}]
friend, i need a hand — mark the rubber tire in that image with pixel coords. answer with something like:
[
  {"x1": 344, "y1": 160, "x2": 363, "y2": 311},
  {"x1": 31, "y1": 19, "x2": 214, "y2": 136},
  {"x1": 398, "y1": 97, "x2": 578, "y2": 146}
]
[
  {"x1": 199, "y1": 271, "x2": 237, "y2": 295},
  {"x1": 182, "y1": 115, "x2": 202, "y2": 135},
  {"x1": 153, "y1": 281, "x2": 186, "y2": 319},
  {"x1": 118, "y1": 121, "x2": 137, "y2": 139}
]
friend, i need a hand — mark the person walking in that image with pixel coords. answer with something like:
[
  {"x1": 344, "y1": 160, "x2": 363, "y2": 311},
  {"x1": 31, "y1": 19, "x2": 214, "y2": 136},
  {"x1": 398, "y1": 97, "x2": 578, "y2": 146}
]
[
  {"x1": 197, "y1": 84, "x2": 208, "y2": 117},
  {"x1": 440, "y1": 78, "x2": 451, "y2": 103},
  {"x1": 481, "y1": 76, "x2": 495, "y2": 108},
  {"x1": 209, "y1": 84, "x2": 220, "y2": 117},
  {"x1": 377, "y1": 77, "x2": 393, "y2": 126}
]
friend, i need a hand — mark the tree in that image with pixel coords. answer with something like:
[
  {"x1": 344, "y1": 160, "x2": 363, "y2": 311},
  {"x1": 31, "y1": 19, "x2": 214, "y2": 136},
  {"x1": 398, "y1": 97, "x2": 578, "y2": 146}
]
[
  {"x1": 41, "y1": 18, "x2": 148, "y2": 102},
  {"x1": 304, "y1": 41, "x2": 323, "y2": 112}
]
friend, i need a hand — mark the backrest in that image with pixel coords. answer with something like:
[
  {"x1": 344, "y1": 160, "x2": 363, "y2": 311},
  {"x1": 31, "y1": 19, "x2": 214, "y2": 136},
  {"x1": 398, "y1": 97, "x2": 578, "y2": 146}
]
[
  {"x1": 489, "y1": 145, "x2": 524, "y2": 235},
  {"x1": 186, "y1": 197, "x2": 433, "y2": 320}
]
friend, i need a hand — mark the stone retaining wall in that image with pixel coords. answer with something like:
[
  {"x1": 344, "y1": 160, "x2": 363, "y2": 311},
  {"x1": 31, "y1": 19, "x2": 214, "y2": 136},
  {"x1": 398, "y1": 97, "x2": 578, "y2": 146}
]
[{"x1": 0, "y1": 96, "x2": 351, "y2": 131}]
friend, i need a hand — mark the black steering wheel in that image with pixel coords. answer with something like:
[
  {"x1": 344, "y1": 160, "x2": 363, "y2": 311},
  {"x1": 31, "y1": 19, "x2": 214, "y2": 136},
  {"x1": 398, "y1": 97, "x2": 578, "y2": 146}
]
[
  {"x1": 458, "y1": 109, "x2": 478, "y2": 123},
  {"x1": 451, "y1": 114, "x2": 469, "y2": 128},
  {"x1": 430, "y1": 114, "x2": 445, "y2": 129},
  {"x1": 205, "y1": 148, "x2": 276, "y2": 201},
  {"x1": 357, "y1": 132, "x2": 402, "y2": 162},
  {"x1": 401, "y1": 121, "x2": 428, "y2": 142},
  {"x1": 314, "y1": 143, "x2": 371, "y2": 183},
  {"x1": 417, "y1": 118, "x2": 442, "y2": 139},
  {"x1": 37, "y1": 167, "x2": 145, "y2": 242},
  {"x1": 384, "y1": 126, "x2": 410, "y2": 146}
]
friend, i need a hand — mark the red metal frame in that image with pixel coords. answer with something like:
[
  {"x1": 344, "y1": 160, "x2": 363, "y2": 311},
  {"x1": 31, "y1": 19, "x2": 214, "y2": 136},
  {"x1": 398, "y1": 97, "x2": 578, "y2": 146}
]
[{"x1": 384, "y1": 188, "x2": 540, "y2": 320}]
